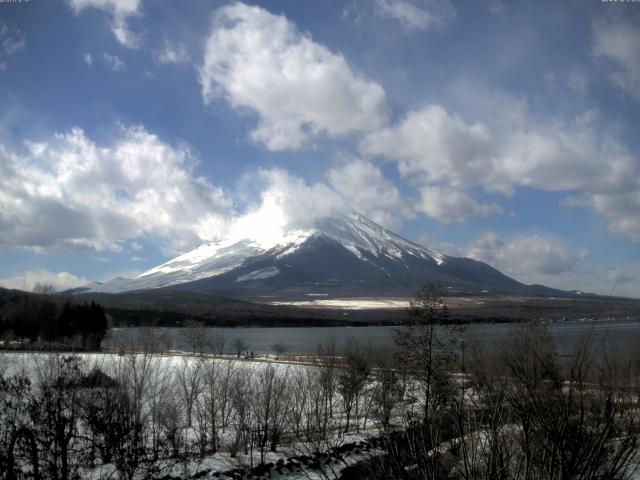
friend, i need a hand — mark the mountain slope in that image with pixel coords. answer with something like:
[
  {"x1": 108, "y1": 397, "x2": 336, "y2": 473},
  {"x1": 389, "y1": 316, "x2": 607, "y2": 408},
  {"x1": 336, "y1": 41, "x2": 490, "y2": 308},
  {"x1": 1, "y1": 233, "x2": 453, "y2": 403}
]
[{"x1": 84, "y1": 210, "x2": 536, "y2": 299}]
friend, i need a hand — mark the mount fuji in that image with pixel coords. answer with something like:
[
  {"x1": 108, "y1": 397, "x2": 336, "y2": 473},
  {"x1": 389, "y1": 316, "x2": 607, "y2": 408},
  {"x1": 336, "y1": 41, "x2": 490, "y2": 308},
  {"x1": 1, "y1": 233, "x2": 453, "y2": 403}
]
[{"x1": 83, "y1": 209, "x2": 550, "y2": 300}]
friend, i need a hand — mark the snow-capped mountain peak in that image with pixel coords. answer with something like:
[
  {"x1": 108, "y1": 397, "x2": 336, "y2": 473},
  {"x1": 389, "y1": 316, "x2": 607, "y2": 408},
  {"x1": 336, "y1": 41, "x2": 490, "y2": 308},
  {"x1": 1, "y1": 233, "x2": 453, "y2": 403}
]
[
  {"x1": 84, "y1": 209, "x2": 446, "y2": 294},
  {"x1": 313, "y1": 211, "x2": 445, "y2": 265}
]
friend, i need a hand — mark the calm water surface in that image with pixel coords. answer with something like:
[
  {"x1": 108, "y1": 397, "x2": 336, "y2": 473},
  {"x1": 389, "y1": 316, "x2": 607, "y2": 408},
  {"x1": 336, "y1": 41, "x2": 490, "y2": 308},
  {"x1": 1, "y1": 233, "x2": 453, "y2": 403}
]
[{"x1": 103, "y1": 319, "x2": 640, "y2": 355}]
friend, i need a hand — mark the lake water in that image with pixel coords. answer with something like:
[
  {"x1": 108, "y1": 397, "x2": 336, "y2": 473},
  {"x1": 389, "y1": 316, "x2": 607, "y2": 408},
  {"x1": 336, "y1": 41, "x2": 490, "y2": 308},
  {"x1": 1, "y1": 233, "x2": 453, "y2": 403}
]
[{"x1": 103, "y1": 319, "x2": 640, "y2": 355}]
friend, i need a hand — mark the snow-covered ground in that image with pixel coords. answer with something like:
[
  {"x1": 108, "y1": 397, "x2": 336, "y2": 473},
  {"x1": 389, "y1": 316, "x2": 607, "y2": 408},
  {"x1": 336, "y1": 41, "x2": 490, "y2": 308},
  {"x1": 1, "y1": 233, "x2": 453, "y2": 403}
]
[
  {"x1": 0, "y1": 351, "x2": 390, "y2": 479},
  {"x1": 269, "y1": 298, "x2": 410, "y2": 309},
  {"x1": 4, "y1": 349, "x2": 637, "y2": 479}
]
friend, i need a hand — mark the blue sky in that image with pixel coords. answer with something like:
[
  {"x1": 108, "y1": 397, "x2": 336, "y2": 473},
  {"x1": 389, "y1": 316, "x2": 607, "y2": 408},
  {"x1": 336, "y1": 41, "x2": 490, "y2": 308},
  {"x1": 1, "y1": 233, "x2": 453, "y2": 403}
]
[{"x1": 0, "y1": 0, "x2": 639, "y2": 297}]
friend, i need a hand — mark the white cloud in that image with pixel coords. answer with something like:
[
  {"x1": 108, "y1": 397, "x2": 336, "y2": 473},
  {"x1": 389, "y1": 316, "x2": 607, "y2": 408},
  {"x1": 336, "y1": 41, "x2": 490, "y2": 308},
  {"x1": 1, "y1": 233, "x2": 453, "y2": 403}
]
[
  {"x1": 67, "y1": 0, "x2": 141, "y2": 48},
  {"x1": 361, "y1": 104, "x2": 494, "y2": 191},
  {"x1": 362, "y1": 102, "x2": 636, "y2": 195},
  {"x1": 360, "y1": 98, "x2": 640, "y2": 242},
  {"x1": 465, "y1": 231, "x2": 583, "y2": 278},
  {"x1": 593, "y1": 17, "x2": 640, "y2": 102},
  {"x1": 327, "y1": 158, "x2": 412, "y2": 230},
  {"x1": 0, "y1": 270, "x2": 88, "y2": 292},
  {"x1": 567, "y1": 72, "x2": 587, "y2": 94},
  {"x1": 199, "y1": 2, "x2": 388, "y2": 151},
  {"x1": 232, "y1": 167, "x2": 419, "y2": 243},
  {"x1": 564, "y1": 190, "x2": 640, "y2": 245},
  {"x1": 0, "y1": 126, "x2": 233, "y2": 255},
  {"x1": 156, "y1": 39, "x2": 189, "y2": 65},
  {"x1": 373, "y1": 0, "x2": 455, "y2": 31},
  {"x1": 83, "y1": 53, "x2": 93, "y2": 66},
  {"x1": 0, "y1": 19, "x2": 25, "y2": 72},
  {"x1": 416, "y1": 230, "x2": 640, "y2": 297},
  {"x1": 418, "y1": 186, "x2": 502, "y2": 223},
  {"x1": 250, "y1": 169, "x2": 345, "y2": 229},
  {"x1": 489, "y1": 1, "x2": 504, "y2": 14},
  {"x1": 415, "y1": 231, "x2": 464, "y2": 257},
  {"x1": 103, "y1": 52, "x2": 125, "y2": 71},
  {"x1": 464, "y1": 232, "x2": 640, "y2": 297}
]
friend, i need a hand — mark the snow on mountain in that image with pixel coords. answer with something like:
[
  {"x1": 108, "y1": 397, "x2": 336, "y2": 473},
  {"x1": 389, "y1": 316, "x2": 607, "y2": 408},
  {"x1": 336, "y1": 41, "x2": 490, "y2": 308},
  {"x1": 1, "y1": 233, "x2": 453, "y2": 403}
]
[
  {"x1": 314, "y1": 212, "x2": 444, "y2": 264},
  {"x1": 85, "y1": 209, "x2": 446, "y2": 294},
  {"x1": 235, "y1": 266, "x2": 281, "y2": 282}
]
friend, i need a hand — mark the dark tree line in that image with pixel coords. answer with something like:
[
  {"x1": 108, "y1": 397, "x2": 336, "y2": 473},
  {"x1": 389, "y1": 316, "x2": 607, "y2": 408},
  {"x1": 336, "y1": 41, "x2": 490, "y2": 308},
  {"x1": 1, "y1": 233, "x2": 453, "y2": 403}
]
[{"x1": 0, "y1": 295, "x2": 108, "y2": 350}]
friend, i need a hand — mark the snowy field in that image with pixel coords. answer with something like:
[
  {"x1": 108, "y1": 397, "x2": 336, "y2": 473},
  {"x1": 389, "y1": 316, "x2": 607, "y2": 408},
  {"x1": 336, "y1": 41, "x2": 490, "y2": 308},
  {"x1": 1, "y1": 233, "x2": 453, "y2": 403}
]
[
  {"x1": 269, "y1": 298, "x2": 410, "y2": 309},
  {"x1": 2, "y1": 342, "x2": 638, "y2": 479},
  {"x1": 0, "y1": 350, "x2": 392, "y2": 479}
]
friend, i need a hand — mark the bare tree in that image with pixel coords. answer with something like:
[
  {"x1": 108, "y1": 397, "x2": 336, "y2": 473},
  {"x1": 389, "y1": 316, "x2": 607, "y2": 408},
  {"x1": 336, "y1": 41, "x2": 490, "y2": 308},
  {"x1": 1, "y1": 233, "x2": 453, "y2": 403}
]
[
  {"x1": 394, "y1": 282, "x2": 458, "y2": 419},
  {"x1": 288, "y1": 367, "x2": 309, "y2": 438},
  {"x1": 252, "y1": 364, "x2": 290, "y2": 461},
  {"x1": 292, "y1": 366, "x2": 345, "y2": 480},
  {"x1": 175, "y1": 357, "x2": 203, "y2": 429},
  {"x1": 372, "y1": 283, "x2": 461, "y2": 480},
  {"x1": 337, "y1": 341, "x2": 370, "y2": 433},
  {"x1": 229, "y1": 364, "x2": 252, "y2": 457},
  {"x1": 232, "y1": 338, "x2": 249, "y2": 358},
  {"x1": 370, "y1": 345, "x2": 404, "y2": 430},
  {"x1": 0, "y1": 372, "x2": 34, "y2": 480},
  {"x1": 272, "y1": 343, "x2": 288, "y2": 360},
  {"x1": 182, "y1": 320, "x2": 207, "y2": 355},
  {"x1": 29, "y1": 355, "x2": 83, "y2": 480},
  {"x1": 450, "y1": 324, "x2": 640, "y2": 480},
  {"x1": 32, "y1": 282, "x2": 56, "y2": 295},
  {"x1": 198, "y1": 357, "x2": 237, "y2": 453},
  {"x1": 207, "y1": 329, "x2": 226, "y2": 357},
  {"x1": 199, "y1": 358, "x2": 220, "y2": 453},
  {"x1": 316, "y1": 340, "x2": 339, "y2": 419}
]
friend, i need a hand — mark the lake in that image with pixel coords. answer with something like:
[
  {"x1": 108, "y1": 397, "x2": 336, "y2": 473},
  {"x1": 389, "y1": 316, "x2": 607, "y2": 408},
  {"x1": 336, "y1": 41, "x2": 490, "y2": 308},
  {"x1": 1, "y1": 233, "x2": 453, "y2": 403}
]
[{"x1": 103, "y1": 318, "x2": 640, "y2": 355}]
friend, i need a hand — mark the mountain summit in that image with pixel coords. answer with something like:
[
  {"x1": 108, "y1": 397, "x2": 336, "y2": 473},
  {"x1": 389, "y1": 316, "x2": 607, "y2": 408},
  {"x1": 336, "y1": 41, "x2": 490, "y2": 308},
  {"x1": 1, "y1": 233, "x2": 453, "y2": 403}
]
[{"x1": 85, "y1": 210, "x2": 535, "y2": 299}]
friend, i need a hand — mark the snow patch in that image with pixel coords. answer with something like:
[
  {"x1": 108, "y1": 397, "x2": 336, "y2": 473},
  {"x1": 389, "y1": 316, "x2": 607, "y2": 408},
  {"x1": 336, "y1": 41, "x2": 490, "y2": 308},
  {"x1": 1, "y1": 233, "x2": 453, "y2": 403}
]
[
  {"x1": 345, "y1": 244, "x2": 364, "y2": 259},
  {"x1": 271, "y1": 298, "x2": 410, "y2": 310},
  {"x1": 235, "y1": 266, "x2": 280, "y2": 282}
]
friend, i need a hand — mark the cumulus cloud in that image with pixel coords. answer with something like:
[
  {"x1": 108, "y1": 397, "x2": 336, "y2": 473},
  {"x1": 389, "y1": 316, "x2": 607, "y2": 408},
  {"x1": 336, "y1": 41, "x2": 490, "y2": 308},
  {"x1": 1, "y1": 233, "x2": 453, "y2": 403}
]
[
  {"x1": 360, "y1": 98, "x2": 640, "y2": 242},
  {"x1": 593, "y1": 17, "x2": 640, "y2": 102},
  {"x1": 461, "y1": 232, "x2": 640, "y2": 298},
  {"x1": 67, "y1": 0, "x2": 141, "y2": 48},
  {"x1": 373, "y1": 0, "x2": 455, "y2": 31},
  {"x1": 564, "y1": 190, "x2": 640, "y2": 245},
  {"x1": 418, "y1": 186, "x2": 502, "y2": 223},
  {"x1": 199, "y1": 2, "x2": 388, "y2": 151},
  {"x1": 418, "y1": 230, "x2": 640, "y2": 297},
  {"x1": 0, "y1": 270, "x2": 88, "y2": 292},
  {"x1": 0, "y1": 126, "x2": 233, "y2": 255},
  {"x1": 361, "y1": 105, "x2": 494, "y2": 190},
  {"x1": 465, "y1": 231, "x2": 583, "y2": 278},
  {"x1": 0, "y1": 19, "x2": 25, "y2": 72},
  {"x1": 415, "y1": 231, "x2": 464, "y2": 257},
  {"x1": 362, "y1": 102, "x2": 636, "y2": 195},
  {"x1": 327, "y1": 158, "x2": 413, "y2": 229},
  {"x1": 103, "y1": 52, "x2": 125, "y2": 71},
  {"x1": 83, "y1": 53, "x2": 93, "y2": 66},
  {"x1": 230, "y1": 167, "x2": 418, "y2": 245},
  {"x1": 156, "y1": 40, "x2": 189, "y2": 65}
]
